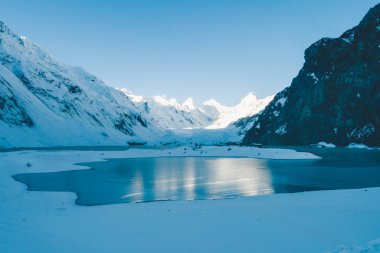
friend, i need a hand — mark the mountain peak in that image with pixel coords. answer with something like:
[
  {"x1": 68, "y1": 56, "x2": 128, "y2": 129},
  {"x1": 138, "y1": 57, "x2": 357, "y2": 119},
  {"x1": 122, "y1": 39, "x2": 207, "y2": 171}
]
[
  {"x1": 203, "y1": 98, "x2": 222, "y2": 107},
  {"x1": 0, "y1": 20, "x2": 20, "y2": 39},
  {"x1": 182, "y1": 97, "x2": 196, "y2": 110},
  {"x1": 358, "y1": 3, "x2": 380, "y2": 28},
  {"x1": 238, "y1": 92, "x2": 258, "y2": 106},
  {"x1": 119, "y1": 88, "x2": 144, "y2": 103},
  {"x1": 153, "y1": 96, "x2": 178, "y2": 106}
]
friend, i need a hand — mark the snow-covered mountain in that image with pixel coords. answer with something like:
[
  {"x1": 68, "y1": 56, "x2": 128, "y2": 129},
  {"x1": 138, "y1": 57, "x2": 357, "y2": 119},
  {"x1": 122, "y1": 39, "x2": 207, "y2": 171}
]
[
  {"x1": 0, "y1": 20, "x2": 272, "y2": 148},
  {"x1": 204, "y1": 93, "x2": 274, "y2": 129},
  {"x1": 120, "y1": 89, "x2": 213, "y2": 129},
  {"x1": 0, "y1": 21, "x2": 161, "y2": 148},
  {"x1": 120, "y1": 89, "x2": 273, "y2": 130}
]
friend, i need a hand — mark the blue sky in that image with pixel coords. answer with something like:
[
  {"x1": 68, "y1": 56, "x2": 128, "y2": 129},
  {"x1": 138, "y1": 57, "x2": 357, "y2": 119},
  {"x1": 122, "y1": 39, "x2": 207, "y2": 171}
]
[{"x1": 1, "y1": 0, "x2": 378, "y2": 105}]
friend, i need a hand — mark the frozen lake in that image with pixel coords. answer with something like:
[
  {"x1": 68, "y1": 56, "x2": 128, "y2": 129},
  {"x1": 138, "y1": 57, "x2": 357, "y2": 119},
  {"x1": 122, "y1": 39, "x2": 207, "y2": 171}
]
[{"x1": 13, "y1": 148, "x2": 380, "y2": 205}]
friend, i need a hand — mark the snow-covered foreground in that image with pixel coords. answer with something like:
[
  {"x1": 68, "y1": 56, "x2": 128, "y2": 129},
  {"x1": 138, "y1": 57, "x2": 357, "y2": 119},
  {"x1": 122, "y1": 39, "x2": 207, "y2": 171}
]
[{"x1": 1, "y1": 147, "x2": 379, "y2": 253}]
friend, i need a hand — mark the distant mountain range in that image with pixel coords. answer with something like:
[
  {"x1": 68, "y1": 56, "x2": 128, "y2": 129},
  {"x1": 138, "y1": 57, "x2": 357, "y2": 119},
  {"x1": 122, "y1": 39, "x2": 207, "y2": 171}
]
[
  {"x1": 242, "y1": 3, "x2": 380, "y2": 146},
  {"x1": 120, "y1": 89, "x2": 272, "y2": 130},
  {"x1": 0, "y1": 20, "x2": 271, "y2": 148}
]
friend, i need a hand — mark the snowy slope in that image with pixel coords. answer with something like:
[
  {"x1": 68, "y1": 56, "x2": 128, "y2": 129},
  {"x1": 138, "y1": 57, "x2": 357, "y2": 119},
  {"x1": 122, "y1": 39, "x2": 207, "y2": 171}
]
[
  {"x1": 204, "y1": 93, "x2": 274, "y2": 129},
  {"x1": 0, "y1": 21, "x2": 162, "y2": 148}
]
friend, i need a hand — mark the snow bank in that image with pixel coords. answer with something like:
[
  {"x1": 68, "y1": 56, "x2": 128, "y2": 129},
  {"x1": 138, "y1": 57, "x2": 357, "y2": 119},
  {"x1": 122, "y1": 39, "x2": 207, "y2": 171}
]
[
  {"x1": 347, "y1": 143, "x2": 371, "y2": 149},
  {"x1": 318, "y1": 142, "x2": 336, "y2": 148},
  {"x1": 1, "y1": 148, "x2": 379, "y2": 253},
  {"x1": 112, "y1": 145, "x2": 320, "y2": 160}
]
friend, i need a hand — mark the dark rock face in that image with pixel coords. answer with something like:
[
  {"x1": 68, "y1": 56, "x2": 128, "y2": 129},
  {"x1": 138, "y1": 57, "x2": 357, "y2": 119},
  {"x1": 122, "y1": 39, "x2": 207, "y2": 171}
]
[{"x1": 243, "y1": 4, "x2": 380, "y2": 146}]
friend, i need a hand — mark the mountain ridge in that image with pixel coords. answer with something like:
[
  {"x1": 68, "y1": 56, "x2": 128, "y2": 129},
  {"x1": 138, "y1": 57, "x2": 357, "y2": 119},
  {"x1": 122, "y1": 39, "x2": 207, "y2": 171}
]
[{"x1": 119, "y1": 88, "x2": 273, "y2": 130}]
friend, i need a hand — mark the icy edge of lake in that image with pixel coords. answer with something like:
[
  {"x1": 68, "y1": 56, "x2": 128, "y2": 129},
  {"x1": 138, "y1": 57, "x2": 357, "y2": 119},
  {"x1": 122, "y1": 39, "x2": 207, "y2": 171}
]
[{"x1": 3, "y1": 147, "x2": 380, "y2": 253}]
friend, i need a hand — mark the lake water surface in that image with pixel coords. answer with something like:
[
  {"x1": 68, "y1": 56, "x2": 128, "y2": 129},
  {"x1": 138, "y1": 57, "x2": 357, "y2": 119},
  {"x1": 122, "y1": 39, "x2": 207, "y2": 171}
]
[{"x1": 13, "y1": 148, "x2": 380, "y2": 205}]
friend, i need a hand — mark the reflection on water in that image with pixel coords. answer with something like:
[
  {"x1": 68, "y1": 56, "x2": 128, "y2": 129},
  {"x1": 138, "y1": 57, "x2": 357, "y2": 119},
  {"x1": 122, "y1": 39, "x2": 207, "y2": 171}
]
[{"x1": 13, "y1": 153, "x2": 380, "y2": 206}]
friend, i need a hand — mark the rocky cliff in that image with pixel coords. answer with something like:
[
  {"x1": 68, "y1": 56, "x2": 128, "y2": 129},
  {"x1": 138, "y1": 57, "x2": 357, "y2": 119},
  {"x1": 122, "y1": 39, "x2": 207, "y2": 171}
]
[{"x1": 243, "y1": 4, "x2": 380, "y2": 146}]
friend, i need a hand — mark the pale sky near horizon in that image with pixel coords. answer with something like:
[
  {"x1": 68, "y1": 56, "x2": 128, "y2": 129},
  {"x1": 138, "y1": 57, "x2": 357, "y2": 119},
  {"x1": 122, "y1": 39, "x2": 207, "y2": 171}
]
[{"x1": 1, "y1": 0, "x2": 378, "y2": 105}]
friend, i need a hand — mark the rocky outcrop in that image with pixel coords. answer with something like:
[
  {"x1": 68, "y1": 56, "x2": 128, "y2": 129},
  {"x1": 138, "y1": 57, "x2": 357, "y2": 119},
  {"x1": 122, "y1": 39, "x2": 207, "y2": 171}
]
[{"x1": 243, "y1": 4, "x2": 380, "y2": 146}]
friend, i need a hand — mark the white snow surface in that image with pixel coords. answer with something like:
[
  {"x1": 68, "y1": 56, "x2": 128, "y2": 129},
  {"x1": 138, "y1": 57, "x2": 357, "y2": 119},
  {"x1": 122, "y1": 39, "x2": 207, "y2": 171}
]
[
  {"x1": 307, "y1": 72, "x2": 319, "y2": 84},
  {"x1": 318, "y1": 142, "x2": 336, "y2": 148},
  {"x1": 347, "y1": 143, "x2": 371, "y2": 149},
  {"x1": 275, "y1": 123, "x2": 287, "y2": 135},
  {"x1": 204, "y1": 93, "x2": 274, "y2": 129},
  {"x1": 1, "y1": 148, "x2": 380, "y2": 253},
  {"x1": 327, "y1": 238, "x2": 380, "y2": 253},
  {"x1": 276, "y1": 97, "x2": 287, "y2": 107}
]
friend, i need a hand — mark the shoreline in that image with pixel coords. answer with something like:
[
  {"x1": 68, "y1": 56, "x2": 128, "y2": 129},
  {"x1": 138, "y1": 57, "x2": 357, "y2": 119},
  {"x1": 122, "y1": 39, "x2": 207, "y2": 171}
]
[{"x1": 1, "y1": 147, "x2": 380, "y2": 253}]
